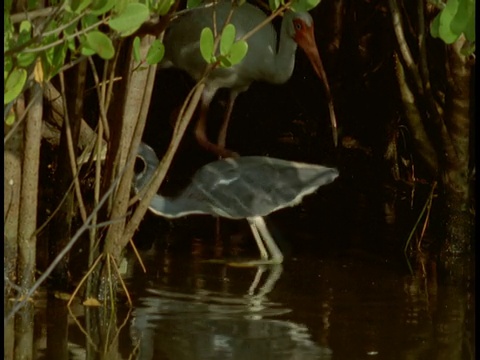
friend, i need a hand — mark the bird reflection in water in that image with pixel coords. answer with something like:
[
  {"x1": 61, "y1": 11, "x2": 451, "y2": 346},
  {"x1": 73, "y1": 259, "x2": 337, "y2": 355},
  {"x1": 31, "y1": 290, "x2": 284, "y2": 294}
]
[{"x1": 129, "y1": 259, "x2": 333, "y2": 359}]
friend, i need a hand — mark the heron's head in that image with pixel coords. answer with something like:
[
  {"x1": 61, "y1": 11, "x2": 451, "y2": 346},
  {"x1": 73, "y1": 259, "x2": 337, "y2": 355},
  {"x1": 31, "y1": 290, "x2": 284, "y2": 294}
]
[
  {"x1": 284, "y1": 11, "x2": 316, "y2": 55},
  {"x1": 133, "y1": 143, "x2": 160, "y2": 192},
  {"x1": 284, "y1": 10, "x2": 327, "y2": 96}
]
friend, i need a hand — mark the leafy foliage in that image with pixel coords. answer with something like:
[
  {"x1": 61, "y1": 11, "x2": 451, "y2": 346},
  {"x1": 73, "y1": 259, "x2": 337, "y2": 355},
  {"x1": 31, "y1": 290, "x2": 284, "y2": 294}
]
[
  {"x1": 108, "y1": 3, "x2": 150, "y2": 36},
  {"x1": 197, "y1": 0, "x2": 322, "y2": 69},
  {"x1": 4, "y1": 68, "x2": 27, "y2": 105},
  {"x1": 200, "y1": 24, "x2": 249, "y2": 68},
  {"x1": 146, "y1": 39, "x2": 165, "y2": 65},
  {"x1": 430, "y1": 0, "x2": 475, "y2": 53},
  {"x1": 4, "y1": 0, "x2": 172, "y2": 109},
  {"x1": 4, "y1": 0, "x2": 326, "y2": 115}
]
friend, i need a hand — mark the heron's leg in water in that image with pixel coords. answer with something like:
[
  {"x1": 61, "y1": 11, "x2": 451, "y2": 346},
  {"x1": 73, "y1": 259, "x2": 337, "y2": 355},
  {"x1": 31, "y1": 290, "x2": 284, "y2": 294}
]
[
  {"x1": 250, "y1": 216, "x2": 284, "y2": 263},
  {"x1": 248, "y1": 266, "x2": 266, "y2": 296},
  {"x1": 257, "y1": 264, "x2": 283, "y2": 297},
  {"x1": 247, "y1": 217, "x2": 269, "y2": 260},
  {"x1": 247, "y1": 264, "x2": 283, "y2": 297}
]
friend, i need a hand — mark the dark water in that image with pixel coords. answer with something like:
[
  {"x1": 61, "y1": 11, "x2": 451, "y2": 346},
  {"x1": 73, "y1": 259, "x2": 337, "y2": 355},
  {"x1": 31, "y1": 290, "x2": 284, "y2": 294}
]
[{"x1": 29, "y1": 177, "x2": 474, "y2": 360}]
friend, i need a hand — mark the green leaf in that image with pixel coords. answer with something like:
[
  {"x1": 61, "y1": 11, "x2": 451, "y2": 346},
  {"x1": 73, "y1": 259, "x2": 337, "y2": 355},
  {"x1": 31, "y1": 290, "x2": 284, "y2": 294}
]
[
  {"x1": 430, "y1": 12, "x2": 441, "y2": 38},
  {"x1": 44, "y1": 45, "x2": 55, "y2": 68},
  {"x1": 108, "y1": 3, "x2": 150, "y2": 37},
  {"x1": 220, "y1": 24, "x2": 236, "y2": 56},
  {"x1": 430, "y1": 0, "x2": 475, "y2": 45},
  {"x1": 155, "y1": 0, "x2": 175, "y2": 15},
  {"x1": 17, "y1": 51, "x2": 37, "y2": 68},
  {"x1": 228, "y1": 40, "x2": 248, "y2": 66},
  {"x1": 146, "y1": 39, "x2": 165, "y2": 64},
  {"x1": 81, "y1": 13, "x2": 99, "y2": 28},
  {"x1": 80, "y1": 44, "x2": 96, "y2": 56},
  {"x1": 5, "y1": 0, "x2": 13, "y2": 13},
  {"x1": 450, "y1": 0, "x2": 470, "y2": 35},
  {"x1": 133, "y1": 36, "x2": 141, "y2": 62},
  {"x1": 187, "y1": 0, "x2": 202, "y2": 9},
  {"x1": 4, "y1": 12, "x2": 14, "y2": 49},
  {"x1": 67, "y1": 37, "x2": 77, "y2": 52},
  {"x1": 90, "y1": 0, "x2": 115, "y2": 15},
  {"x1": 200, "y1": 27, "x2": 215, "y2": 64},
  {"x1": 268, "y1": 0, "x2": 280, "y2": 11},
  {"x1": 70, "y1": 0, "x2": 92, "y2": 14},
  {"x1": 438, "y1": 0, "x2": 460, "y2": 43},
  {"x1": 44, "y1": 42, "x2": 68, "y2": 79},
  {"x1": 85, "y1": 30, "x2": 115, "y2": 59},
  {"x1": 291, "y1": 0, "x2": 321, "y2": 12},
  {"x1": 4, "y1": 57, "x2": 13, "y2": 75},
  {"x1": 464, "y1": 6, "x2": 475, "y2": 41},
  {"x1": 39, "y1": 19, "x2": 59, "y2": 58},
  {"x1": 17, "y1": 20, "x2": 37, "y2": 67},
  {"x1": 219, "y1": 56, "x2": 232, "y2": 68},
  {"x1": 4, "y1": 68, "x2": 27, "y2": 105},
  {"x1": 18, "y1": 20, "x2": 32, "y2": 46},
  {"x1": 113, "y1": 0, "x2": 129, "y2": 14},
  {"x1": 5, "y1": 111, "x2": 16, "y2": 126}
]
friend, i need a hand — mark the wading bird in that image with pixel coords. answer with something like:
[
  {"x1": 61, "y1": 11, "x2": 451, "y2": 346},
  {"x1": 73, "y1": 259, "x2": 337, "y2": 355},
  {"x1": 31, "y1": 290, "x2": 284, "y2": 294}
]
[
  {"x1": 162, "y1": 1, "x2": 337, "y2": 158},
  {"x1": 133, "y1": 143, "x2": 339, "y2": 263}
]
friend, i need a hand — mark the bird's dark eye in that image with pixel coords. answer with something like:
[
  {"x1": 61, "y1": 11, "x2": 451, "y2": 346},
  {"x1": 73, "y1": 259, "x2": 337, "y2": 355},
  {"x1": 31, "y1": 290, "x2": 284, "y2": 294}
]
[
  {"x1": 294, "y1": 21, "x2": 302, "y2": 30},
  {"x1": 134, "y1": 157, "x2": 146, "y2": 174}
]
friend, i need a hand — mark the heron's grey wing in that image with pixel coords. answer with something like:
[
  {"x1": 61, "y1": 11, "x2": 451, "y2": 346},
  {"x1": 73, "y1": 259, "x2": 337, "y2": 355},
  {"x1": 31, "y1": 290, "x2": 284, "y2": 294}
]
[
  {"x1": 180, "y1": 156, "x2": 339, "y2": 219},
  {"x1": 223, "y1": 157, "x2": 339, "y2": 216}
]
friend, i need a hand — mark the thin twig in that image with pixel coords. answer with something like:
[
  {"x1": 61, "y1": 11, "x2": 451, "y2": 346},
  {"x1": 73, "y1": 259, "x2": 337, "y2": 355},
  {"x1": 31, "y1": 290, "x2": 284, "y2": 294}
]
[
  {"x1": 67, "y1": 253, "x2": 104, "y2": 307},
  {"x1": 109, "y1": 254, "x2": 133, "y2": 306},
  {"x1": 417, "y1": 183, "x2": 436, "y2": 249},
  {"x1": 67, "y1": 306, "x2": 99, "y2": 351},
  {"x1": 5, "y1": 4, "x2": 65, "y2": 56},
  {"x1": 104, "y1": 41, "x2": 123, "y2": 119},
  {"x1": 240, "y1": 3, "x2": 289, "y2": 42},
  {"x1": 21, "y1": 17, "x2": 109, "y2": 54},
  {"x1": 404, "y1": 181, "x2": 437, "y2": 255},
  {"x1": 129, "y1": 238, "x2": 147, "y2": 274},
  {"x1": 41, "y1": 11, "x2": 85, "y2": 38},
  {"x1": 10, "y1": 7, "x2": 57, "y2": 23},
  {"x1": 59, "y1": 70, "x2": 88, "y2": 222},
  {"x1": 87, "y1": 56, "x2": 111, "y2": 141}
]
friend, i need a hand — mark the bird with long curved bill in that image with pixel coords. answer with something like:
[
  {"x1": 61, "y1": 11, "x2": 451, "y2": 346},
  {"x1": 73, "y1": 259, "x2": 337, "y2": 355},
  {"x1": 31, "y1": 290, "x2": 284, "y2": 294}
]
[
  {"x1": 161, "y1": 1, "x2": 338, "y2": 158},
  {"x1": 133, "y1": 142, "x2": 339, "y2": 264}
]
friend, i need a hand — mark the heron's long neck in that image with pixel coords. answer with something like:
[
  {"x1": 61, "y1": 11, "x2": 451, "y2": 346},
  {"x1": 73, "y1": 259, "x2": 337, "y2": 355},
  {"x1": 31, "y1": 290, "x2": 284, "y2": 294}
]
[
  {"x1": 148, "y1": 194, "x2": 192, "y2": 218},
  {"x1": 268, "y1": 17, "x2": 297, "y2": 84}
]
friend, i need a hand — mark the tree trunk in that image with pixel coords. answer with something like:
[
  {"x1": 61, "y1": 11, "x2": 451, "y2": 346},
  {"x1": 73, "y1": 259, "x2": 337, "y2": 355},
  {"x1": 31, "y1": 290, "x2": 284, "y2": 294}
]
[
  {"x1": 14, "y1": 81, "x2": 43, "y2": 360},
  {"x1": 4, "y1": 97, "x2": 24, "y2": 360},
  {"x1": 48, "y1": 61, "x2": 87, "y2": 290},
  {"x1": 440, "y1": 35, "x2": 473, "y2": 258}
]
